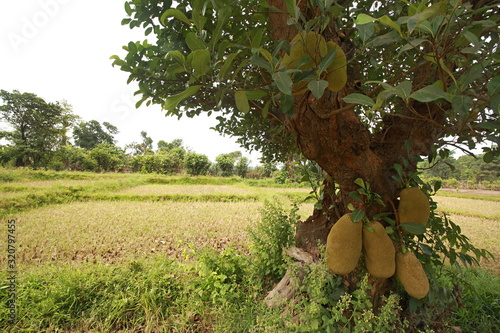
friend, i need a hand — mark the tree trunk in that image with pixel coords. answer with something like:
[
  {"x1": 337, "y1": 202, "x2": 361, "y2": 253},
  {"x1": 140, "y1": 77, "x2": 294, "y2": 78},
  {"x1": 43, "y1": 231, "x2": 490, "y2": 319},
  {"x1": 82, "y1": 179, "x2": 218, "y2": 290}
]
[{"x1": 267, "y1": 0, "x2": 445, "y2": 308}]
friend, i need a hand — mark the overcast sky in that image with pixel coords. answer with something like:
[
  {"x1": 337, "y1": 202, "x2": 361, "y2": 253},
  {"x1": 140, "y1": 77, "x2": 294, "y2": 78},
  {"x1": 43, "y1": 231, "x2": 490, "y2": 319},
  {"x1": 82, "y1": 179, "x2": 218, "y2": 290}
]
[{"x1": 0, "y1": 0, "x2": 262, "y2": 165}]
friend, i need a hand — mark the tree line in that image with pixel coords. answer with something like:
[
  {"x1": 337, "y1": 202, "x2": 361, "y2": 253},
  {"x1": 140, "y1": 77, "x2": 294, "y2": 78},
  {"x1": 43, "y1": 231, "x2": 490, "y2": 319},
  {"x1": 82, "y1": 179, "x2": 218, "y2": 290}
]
[
  {"x1": 1, "y1": 89, "x2": 498, "y2": 187},
  {"x1": 0, "y1": 89, "x2": 275, "y2": 177}
]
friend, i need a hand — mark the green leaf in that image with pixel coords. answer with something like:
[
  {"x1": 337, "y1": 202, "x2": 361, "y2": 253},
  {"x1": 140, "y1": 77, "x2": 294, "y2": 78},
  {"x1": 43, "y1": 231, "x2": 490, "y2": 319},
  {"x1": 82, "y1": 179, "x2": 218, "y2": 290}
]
[
  {"x1": 218, "y1": 53, "x2": 238, "y2": 80},
  {"x1": 357, "y1": 22, "x2": 374, "y2": 43},
  {"x1": 410, "y1": 85, "x2": 451, "y2": 102},
  {"x1": 394, "y1": 81, "x2": 412, "y2": 101},
  {"x1": 285, "y1": 0, "x2": 297, "y2": 18},
  {"x1": 318, "y1": 48, "x2": 337, "y2": 74},
  {"x1": 190, "y1": 49, "x2": 210, "y2": 77},
  {"x1": 161, "y1": 9, "x2": 191, "y2": 26},
  {"x1": 378, "y1": 15, "x2": 402, "y2": 36},
  {"x1": 400, "y1": 223, "x2": 426, "y2": 235},
  {"x1": 349, "y1": 191, "x2": 363, "y2": 203},
  {"x1": 352, "y1": 209, "x2": 366, "y2": 223},
  {"x1": 307, "y1": 80, "x2": 329, "y2": 99},
  {"x1": 354, "y1": 178, "x2": 365, "y2": 189},
  {"x1": 419, "y1": 243, "x2": 433, "y2": 256},
  {"x1": 487, "y1": 76, "x2": 500, "y2": 97},
  {"x1": 454, "y1": 64, "x2": 483, "y2": 93},
  {"x1": 124, "y1": 2, "x2": 132, "y2": 16},
  {"x1": 476, "y1": 121, "x2": 500, "y2": 131},
  {"x1": 356, "y1": 13, "x2": 376, "y2": 25},
  {"x1": 163, "y1": 85, "x2": 201, "y2": 112},
  {"x1": 185, "y1": 32, "x2": 205, "y2": 51},
  {"x1": 343, "y1": 93, "x2": 374, "y2": 107},
  {"x1": 166, "y1": 50, "x2": 186, "y2": 66},
  {"x1": 399, "y1": 38, "x2": 428, "y2": 53},
  {"x1": 246, "y1": 90, "x2": 268, "y2": 100},
  {"x1": 439, "y1": 58, "x2": 457, "y2": 85},
  {"x1": 261, "y1": 100, "x2": 271, "y2": 118},
  {"x1": 251, "y1": 29, "x2": 264, "y2": 48},
  {"x1": 272, "y1": 72, "x2": 293, "y2": 96},
  {"x1": 452, "y1": 95, "x2": 473, "y2": 117},
  {"x1": 393, "y1": 163, "x2": 404, "y2": 180},
  {"x1": 235, "y1": 91, "x2": 250, "y2": 113}
]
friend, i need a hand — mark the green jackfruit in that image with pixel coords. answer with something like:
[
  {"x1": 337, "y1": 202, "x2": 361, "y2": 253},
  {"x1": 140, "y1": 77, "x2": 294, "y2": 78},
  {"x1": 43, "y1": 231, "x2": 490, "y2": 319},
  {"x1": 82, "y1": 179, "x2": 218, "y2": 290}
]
[
  {"x1": 396, "y1": 250, "x2": 429, "y2": 299},
  {"x1": 280, "y1": 31, "x2": 327, "y2": 70},
  {"x1": 398, "y1": 187, "x2": 430, "y2": 234},
  {"x1": 326, "y1": 214, "x2": 362, "y2": 275},
  {"x1": 325, "y1": 41, "x2": 347, "y2": 92},
  {"x1": 362, "y1": 221, "x2": 396, "y2": 278}
]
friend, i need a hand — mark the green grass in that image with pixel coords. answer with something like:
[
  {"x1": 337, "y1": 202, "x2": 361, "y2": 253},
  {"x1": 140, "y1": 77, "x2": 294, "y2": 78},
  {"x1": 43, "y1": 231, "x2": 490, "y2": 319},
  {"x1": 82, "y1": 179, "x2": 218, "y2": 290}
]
[{"x1": 437, "y1": 190, "x2": 500, "y2": 202}]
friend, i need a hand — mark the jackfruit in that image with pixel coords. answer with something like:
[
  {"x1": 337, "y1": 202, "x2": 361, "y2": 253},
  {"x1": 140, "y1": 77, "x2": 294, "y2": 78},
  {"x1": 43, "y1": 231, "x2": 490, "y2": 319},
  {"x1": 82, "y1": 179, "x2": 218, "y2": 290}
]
[
  {"x1": 362, "y1": 221, "x2": 396, "y2": 278},
  {"x1": 398, "y1": 187, "x2": 430, "y2": 234},
  {"x1": 280, "y1": 31, "x2": 328, "y2": 70},
  {"x1": 395, "y1": 250, "x2": 429, "y2": 299},
  {"x1": 325, "y1": 41, "x2": 347, "y2": 92},
  {"x1": 326, "y1": 213, "x2": 362, "y2": 275}
]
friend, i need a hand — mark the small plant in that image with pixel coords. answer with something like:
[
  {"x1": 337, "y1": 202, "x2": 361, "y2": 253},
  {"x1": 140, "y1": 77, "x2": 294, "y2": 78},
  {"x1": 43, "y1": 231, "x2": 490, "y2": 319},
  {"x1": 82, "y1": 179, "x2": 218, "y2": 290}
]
[{"x1": 247, "y1": 201, "x2": 298, "y2": 288}]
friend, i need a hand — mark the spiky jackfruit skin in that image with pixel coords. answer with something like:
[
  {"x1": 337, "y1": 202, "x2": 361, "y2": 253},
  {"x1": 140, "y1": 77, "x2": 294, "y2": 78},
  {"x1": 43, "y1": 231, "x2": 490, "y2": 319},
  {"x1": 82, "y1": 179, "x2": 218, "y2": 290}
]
[
  {"x1": 399, "y1": 187, "x2": 430, "y2": 233},
  {"x1": 325, "y1": 41, "x2": 347, "y2": 92},
  {"x1": 326, "y1": 214, "x2": 362, "y2": 275},
  {"x1": 396, "y1": 251, "x2": 429, "y2": 299},
  {"x1": 362, "y1": 221, "x2": 396, "y2": 278}
]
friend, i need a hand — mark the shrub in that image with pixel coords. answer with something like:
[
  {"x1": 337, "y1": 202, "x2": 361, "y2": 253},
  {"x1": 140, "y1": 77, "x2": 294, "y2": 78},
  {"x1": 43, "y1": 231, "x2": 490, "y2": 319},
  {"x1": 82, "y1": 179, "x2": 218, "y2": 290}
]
[
  {"x1": 248, "y1": 201, "x2": 298, "y2": 287},
  {"x1": 184, "y1": 152, "x2": 211, "y2": 176}
]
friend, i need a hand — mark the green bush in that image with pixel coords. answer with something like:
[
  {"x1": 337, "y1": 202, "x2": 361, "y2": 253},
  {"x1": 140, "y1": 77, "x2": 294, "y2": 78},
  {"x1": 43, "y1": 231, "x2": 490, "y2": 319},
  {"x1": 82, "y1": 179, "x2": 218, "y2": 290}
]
[
  {"x1": 248, "y1": 201, "x2": 298, "y2": 288},
  {"x1": 184, "y1": 152, "x2": 211, "y2": 176}
]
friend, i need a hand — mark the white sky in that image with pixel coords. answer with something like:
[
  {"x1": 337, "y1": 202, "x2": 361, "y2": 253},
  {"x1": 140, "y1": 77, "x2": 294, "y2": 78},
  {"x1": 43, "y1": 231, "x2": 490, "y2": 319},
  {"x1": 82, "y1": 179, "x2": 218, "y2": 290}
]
[{"x1": 0, "y1": 0, "x2": 262, "y2": 165}]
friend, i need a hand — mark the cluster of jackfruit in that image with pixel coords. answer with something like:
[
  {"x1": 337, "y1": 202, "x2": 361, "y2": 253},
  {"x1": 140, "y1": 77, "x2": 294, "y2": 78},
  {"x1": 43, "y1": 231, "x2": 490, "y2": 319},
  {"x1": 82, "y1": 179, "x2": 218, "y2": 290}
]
[
  {"x1": 325, "y1": 187, "x2": 431, "y2": 299},
  {"x1": 325, "y1": 214, "x2": 395, "y2": 278},
  {"x1": 280, "y1": 31, "x2": 347, "y2": 94}
]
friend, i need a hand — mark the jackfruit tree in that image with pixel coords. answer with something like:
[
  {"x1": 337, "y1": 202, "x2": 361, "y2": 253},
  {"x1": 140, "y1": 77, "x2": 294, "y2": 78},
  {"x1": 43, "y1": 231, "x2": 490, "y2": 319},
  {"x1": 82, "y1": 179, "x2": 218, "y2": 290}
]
[{"x1": 113, "y1": 0, "x2": 498, "y2": 309}]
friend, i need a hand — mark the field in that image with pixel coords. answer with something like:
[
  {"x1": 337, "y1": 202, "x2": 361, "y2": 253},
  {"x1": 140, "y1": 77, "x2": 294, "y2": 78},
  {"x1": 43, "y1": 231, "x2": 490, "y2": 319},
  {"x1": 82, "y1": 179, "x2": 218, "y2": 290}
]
[{"x1": 0, "y1": 168, "x2": 499, "y2": 332}]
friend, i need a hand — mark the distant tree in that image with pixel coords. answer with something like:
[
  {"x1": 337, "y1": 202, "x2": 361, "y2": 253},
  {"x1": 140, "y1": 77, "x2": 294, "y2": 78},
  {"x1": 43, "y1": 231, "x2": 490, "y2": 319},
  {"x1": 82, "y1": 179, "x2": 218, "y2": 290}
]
[
  {"x1": 157, "y1": 138, "x2": 183, "y2": 152},
  {"x1": 184, "y1": 152, "x2": 211, "y2": 176},
  {"x1": 235, "y1": 156, "x2": 250, "y2": 178},
  {"x1": 73, "y1": 120, "x2": 119, "y2": 149},
  {"x1": 0, "y1": 89, "x2": 77, "y2": 167},
  {"x1": 126, "y1": 131, "x2": 154, "y2": 155},
  {"x1": 215, "y1": 153, "x2": 235, "y2": 177}
]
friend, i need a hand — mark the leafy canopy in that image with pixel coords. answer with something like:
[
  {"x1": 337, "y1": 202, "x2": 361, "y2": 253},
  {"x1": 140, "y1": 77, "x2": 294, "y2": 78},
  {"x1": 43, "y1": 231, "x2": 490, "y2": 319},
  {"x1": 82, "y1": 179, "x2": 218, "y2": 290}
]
[{"x1": 113, "y1": 0, "x2": 499, "y2": 163}]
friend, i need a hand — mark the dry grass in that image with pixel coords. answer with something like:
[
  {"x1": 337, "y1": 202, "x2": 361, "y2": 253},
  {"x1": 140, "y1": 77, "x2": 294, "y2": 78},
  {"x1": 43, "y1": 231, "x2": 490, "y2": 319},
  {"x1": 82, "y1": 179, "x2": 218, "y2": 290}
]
[
  {"x1": 118, "y1": 184, "x2": 257, "y2": 195},
  {"x1": 2, "y1": 201, "x2": 263, "y2": 268},
  {"x1": 447, "y1": 214, "x2": 500, "y2": 274},
  {"x1": 118, "y1": 184, "x2": 310, "y2": 197},
  {"x1": 435, "y1": 195, "x2": 500, "y2": 219}
]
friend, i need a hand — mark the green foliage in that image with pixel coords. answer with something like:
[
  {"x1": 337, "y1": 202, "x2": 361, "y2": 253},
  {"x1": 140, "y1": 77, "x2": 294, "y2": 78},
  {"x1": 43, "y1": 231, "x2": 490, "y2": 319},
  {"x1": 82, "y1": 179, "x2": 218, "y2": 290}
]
[
  {"x1": 419, "y1": 153, "x2": 499, "y2": 186},
  {"x1": 0, "y1": 259, "x2": 181, "y2": 331},
  {"x1": 215, "y1": 153, "x2": 235, "y2": 177},
  {"x1": 89, "y1": 143, "x2": 126, "y2": 172},
  {"x1": 0, "y1": 89, "x2": 77, "y2": 167},
  {"x1": 114, "y1": 0, "x2": 499, "y2": 164},
  {"x1": 450, "y1": 268, "x2": 500, "y2": 333},
  {"x1": 73, "y1": 120, "x2": 118, "y2": 149},
  {"x1": 184, "y1": 152, "x2": 211, "y2": 176},
  {"x1": 247, "y1": 201, "x2": 298, "y2": 287}
]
